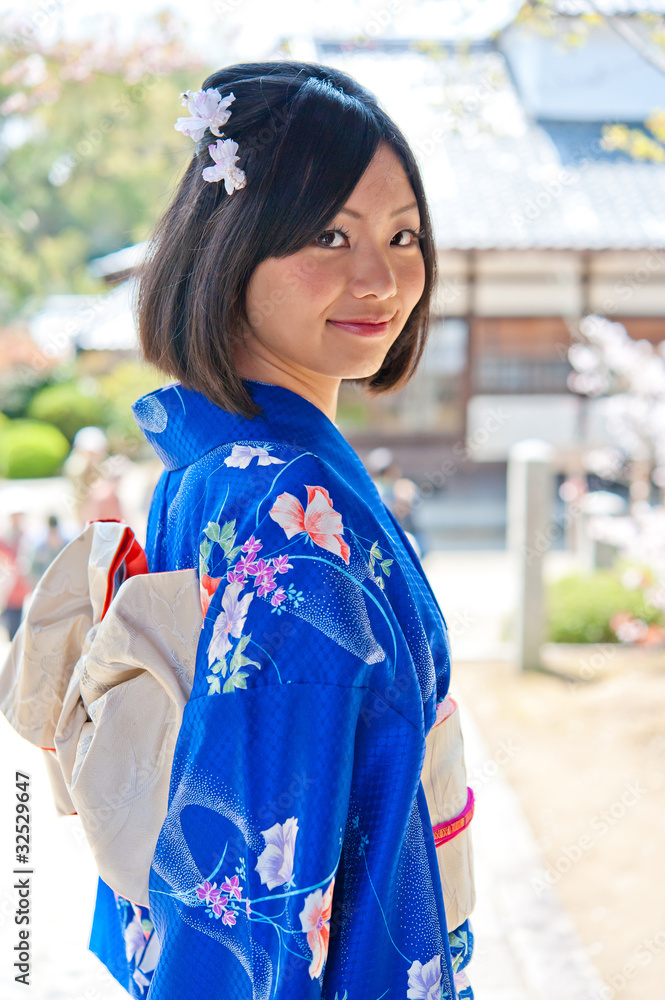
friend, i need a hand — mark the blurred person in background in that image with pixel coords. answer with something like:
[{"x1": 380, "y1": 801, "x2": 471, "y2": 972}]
[
  {"x1": 27, "y1": 514, "x2": 67, "y2": 584},
  {"x1": 367, "y1": 445, "x2": 425, "y2": 556},
  {"x1": 63, "y1": 425, "x2": 126, "y2": 525},
  {"x1": 0, "y1": 508, "x2": 32, "y2": 640}
]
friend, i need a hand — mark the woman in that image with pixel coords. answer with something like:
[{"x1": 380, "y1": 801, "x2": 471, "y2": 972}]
[{"x1": 90, "y1": 61, "x2": 474, "y2": 998}]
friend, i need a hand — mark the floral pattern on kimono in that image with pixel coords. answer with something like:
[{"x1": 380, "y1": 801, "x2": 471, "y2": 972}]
[{"x1": 87, "y1": 379, "x2": 474, "y2": 999}]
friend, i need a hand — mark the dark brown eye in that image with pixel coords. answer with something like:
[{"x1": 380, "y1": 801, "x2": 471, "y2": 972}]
[
  {"x1": 315, "y1": 229, "x2": 349, "y2": 248},
  {"x1": 392, "y1": 229, "x2": 422, "y2": 246}
]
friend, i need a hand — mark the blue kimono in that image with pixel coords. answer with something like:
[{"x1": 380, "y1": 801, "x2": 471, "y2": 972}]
[{"x1": 88, "y1": 378, "x2": 474, "y2": 999}]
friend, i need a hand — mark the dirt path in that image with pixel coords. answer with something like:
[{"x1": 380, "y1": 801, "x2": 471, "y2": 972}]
[{"x1": 454, "y1": 655, "x2": 665, "y2": 1000}]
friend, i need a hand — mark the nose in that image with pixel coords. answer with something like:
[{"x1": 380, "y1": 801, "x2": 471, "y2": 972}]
[{"x1": 346, "y1": 245, "x2": 397, "y2": 300}]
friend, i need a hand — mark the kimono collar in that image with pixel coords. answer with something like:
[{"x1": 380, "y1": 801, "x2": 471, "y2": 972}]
[{"x1": 132, "y1": 378, "x2": 373, "y2": 495}]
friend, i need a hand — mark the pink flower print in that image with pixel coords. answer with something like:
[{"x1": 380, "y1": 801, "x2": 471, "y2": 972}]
[
  {"x1": 255, "y1": 566, "x2": 276, "y2": 597},
  {"x1": 272, "y1": 554, "x2": 293, "y2": 574},
  {"x1": 235, "y1": 554, "x2": 259, "y2": 576},
  {"x1": 210, "y1": 896, "x2": 226, "y2": 918},
  {"x1": 208, "y1": 582, "x2": 254, "y2": 665},
  {"x1": 241, "y1": 535, "x2": 262, "y2": 558},
  {"x1": 221, "y1": 875, "x2": 242, "y2": 901},
  {"x1": 245, "y1": 899, "x2": 252, "y2": 918},
  {"x1": 269, "y1": 485, "x2": 350, "y2": 563},
  {"x1": 200, "y1": 575, "x2": 222, "y2": 617},
  {"x1": 248, "y1": 557, "x2": 270, "y2": 578},
  {"x1": 299, "y1": 877, "x2": 335, "y2": 979},
  {"x1": 255, "y1": 817, "x2": 299, "y2": 889},
  {"x1": 222, "y1": 909, "x2": 237, "y2": 926},
  {"x1": 227, "y1": 567, "x2": 247, "y2": 584},
  {"x1": 196, "y1": 880, "x2": 219, "y2": 904},
  {"x1": 271, "y1": 586, "x2": 286, "y2": 607}
]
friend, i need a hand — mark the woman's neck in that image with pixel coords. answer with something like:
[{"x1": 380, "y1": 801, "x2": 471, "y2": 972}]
[{"x1": 234, "y1": 352, "x2": 341, "y2": 422}]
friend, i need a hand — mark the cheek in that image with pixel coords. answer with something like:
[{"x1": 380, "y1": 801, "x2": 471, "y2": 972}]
[
  {"x1": 399, "y1": 256, "x2": 426, "y2": 305},
  {"x1": 281, "y1": 257, "x2": 339, "y2": 302},
  {"x1": 246, "y1": 257, "x2": 337, "y2": 328}
]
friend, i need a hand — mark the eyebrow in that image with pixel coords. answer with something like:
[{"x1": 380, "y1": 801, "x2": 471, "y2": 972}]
[{"x1": 338, "y1": 201, "x2": 419, "y2": 220}]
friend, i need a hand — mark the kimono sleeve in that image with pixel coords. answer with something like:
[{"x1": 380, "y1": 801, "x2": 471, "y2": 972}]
[
  {"x1": 146, "y1": 460, "x2": 385, "y2": 997},
  {"x1": 147, "y1": 678, "x2": 365, "y2": 996}
]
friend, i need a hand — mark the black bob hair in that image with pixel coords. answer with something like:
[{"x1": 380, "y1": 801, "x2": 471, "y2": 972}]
[{"x1": 136, "y1": 60, "x2": 438, "y2": 418}]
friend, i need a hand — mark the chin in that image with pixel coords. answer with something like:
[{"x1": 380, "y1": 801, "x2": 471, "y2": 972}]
[{"x1": 323, "y1": 353, "x2": 390, "y2": 381}]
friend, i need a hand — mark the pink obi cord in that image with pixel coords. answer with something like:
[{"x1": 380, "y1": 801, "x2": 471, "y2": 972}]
[{"x1": 432, "y1": 787, "x2": 475, "y2": 848}]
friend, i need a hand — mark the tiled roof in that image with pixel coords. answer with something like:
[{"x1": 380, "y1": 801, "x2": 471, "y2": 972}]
[
  {"x1": 315, "y1": 44, "x2": 665, "y2": 250},
  {"x1": 430, "y1": 132, "x2": 665, "y2": 250}
]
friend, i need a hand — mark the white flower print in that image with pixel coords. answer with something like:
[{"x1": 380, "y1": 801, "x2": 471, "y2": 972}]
[
  {"x1": 124, "y1": 912, "x2": 146, "y2": 964},
  {"x1": 255, "y1": 816, "x2": 299, "y2": 889},
  {"x1": 208, "y1": 581, "x2": 254, "y2": 665},
  {"x1": 407, "y1": 953, "x2": 442, "y2": 1000},
  {"x1": 224, "y1": 444, "x2": 286, "y2": 468}
]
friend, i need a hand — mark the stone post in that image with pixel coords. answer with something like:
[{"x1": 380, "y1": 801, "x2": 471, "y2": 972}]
[{"x1": 507, "y1": 439, "x2": 555, "y2": 671}]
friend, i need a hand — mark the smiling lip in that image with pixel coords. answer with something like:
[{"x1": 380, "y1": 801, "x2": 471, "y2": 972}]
[{"x1": 327, "y1": 317, "x2": 394, "y2": 337}]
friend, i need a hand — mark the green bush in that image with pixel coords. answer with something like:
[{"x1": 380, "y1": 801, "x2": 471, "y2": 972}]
[
  {"x1": 546, "y1": 570, "x2": 664, "y2": 643},
  {"x1": 27, "y1": 382, "x2": 109, "y2": 442},
  {"x1": 0, "y1": 419, "x2": 70, "y2": 478}
]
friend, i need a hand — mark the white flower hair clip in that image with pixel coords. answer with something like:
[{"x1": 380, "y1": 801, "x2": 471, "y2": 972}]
[{"x1": 174, "y1": 87, "x2": 247, "y2": 194}]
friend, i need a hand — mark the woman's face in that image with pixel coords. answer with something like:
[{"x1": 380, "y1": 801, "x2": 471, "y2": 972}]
[{"x1": 239, "y1": 141, "x2": 426, "y2": 384}]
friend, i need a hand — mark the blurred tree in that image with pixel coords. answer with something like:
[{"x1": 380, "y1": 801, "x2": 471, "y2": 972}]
[
  {"x1": 0, "y1": 418, "x2": 70, "y2": 477},
  {"x1": 27, "y1": 380, "x2": 110, "y2": 442},
  {"x1": 515, "y1": 0, "x2": 665, "y2": 162},
  {"x1": 0, "y1": 11, "x2": 230, "y2": 324}
]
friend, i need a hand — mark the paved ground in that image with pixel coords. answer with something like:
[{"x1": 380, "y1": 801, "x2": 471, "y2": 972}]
[{"x1": 456, "y1": 694, "x2": 607, "y2": 1000}]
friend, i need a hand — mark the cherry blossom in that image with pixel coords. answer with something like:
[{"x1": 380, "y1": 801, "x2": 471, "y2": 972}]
[
  {"x1": 174, "y1": 88, "x2": 236, "y2": 142},
  {"x1": 201, "y1": 138, "x2": 247, "y2": 194}
]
